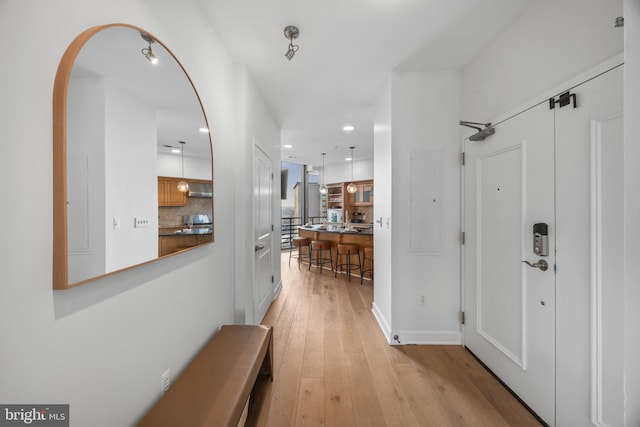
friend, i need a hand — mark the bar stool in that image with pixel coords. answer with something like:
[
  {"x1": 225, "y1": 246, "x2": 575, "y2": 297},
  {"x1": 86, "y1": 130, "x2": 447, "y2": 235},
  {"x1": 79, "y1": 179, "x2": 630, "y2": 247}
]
[
  {"x1": 361, "y1": 246, "x2": 374, "y2": 284},
  {"x1": 309, "y1": 240, "x2": 333, "y2": 273},
  {"x1": 335, "y1": 244, "x2": 361, "y2": 282},
  {"x1": 289, "y1": 237, "x2": 311, "y2": 266}
]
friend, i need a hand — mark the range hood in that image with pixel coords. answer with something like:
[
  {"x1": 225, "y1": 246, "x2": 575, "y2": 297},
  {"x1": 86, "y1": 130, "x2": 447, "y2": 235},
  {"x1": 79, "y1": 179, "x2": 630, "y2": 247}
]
[{"x1": 187, "y1": 182, "x2": 213, "y2": 198}]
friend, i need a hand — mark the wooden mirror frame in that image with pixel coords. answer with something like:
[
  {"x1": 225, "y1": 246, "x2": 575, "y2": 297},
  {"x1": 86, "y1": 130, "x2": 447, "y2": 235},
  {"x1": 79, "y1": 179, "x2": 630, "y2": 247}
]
[{"x1": 53, "y1": 23, "x2": 213, "y2": 290}]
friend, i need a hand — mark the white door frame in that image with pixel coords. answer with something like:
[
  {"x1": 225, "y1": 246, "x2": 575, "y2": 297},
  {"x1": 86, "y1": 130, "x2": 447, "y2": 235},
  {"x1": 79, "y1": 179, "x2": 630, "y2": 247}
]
[{"x1": 253, "y1": 143, "x2": 274, "y2": 324}]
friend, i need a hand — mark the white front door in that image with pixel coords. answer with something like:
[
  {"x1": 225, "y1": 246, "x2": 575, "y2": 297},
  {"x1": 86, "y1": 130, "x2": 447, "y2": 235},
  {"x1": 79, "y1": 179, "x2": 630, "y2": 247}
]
[
  {"x1": 253, "y1": 145, "x2": 273, "y2": 323},
  {"x1": 463, "y1": 64, "x2": 623, "y2": 426},
  {"x1": 463, "y1": 101, "x2": 556, "y2": 424}
]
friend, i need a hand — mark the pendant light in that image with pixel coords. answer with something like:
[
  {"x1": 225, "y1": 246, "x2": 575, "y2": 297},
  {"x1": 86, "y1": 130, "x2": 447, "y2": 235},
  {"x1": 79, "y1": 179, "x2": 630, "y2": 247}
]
[
  {"x1": 177, "y1": 141, "x2": 189, "y2": 193},
  {"x1": 346, "y1": 146, "x2": 357, "y2": 194},
  {"x1": 319, "y1": 152, "x2": 328, "y2": 195}
]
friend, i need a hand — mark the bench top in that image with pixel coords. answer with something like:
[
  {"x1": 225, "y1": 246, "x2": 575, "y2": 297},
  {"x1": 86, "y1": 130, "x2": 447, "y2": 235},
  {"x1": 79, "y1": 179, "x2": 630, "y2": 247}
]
[{"x1": 137, "y1": 324, "x2": 273, "y2": 427}]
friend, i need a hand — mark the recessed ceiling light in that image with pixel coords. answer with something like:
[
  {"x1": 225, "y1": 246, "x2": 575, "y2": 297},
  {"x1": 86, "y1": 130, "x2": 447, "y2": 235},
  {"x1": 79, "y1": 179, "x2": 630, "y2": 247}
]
[
  {"x1": 171, "y1": 148, "x2": 180, "y2": 153},
  {"x1": 345, "y1": 157, "x2": 352, "y2": 161},
  {"x1": 283, "y1": 144, "x2": 293, "y2": 149},
  {"x1": 343, "y1": 125, "x2": 355, "y2": 132},
  {"x1": 199, "y1": 127, "x2": 209, "y2": 133}
]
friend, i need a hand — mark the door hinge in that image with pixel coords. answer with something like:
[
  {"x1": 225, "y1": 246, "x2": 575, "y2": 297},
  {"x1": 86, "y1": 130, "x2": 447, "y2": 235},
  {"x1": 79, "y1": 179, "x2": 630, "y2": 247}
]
[
  {"x1": 549, "y1": 91, "x2": 577, "y2": 109},
  {"x1": 271, "y1": 275, "x2": 274, "y2": 283},
  {"x1": 460, "y1": 152, "x2": 465, "y2": 166},
  {"x1": 461, "y1": 311, "x2": 466, "y2": 325},
  {"x1": 460, "y1": 231, "x2": 465, "y2": 245},
  {"x1": 271, "y1": 172, "x2": 274, "y2": 180},
  {"x1": 271, "y1": 224, "x2": 274, "y2": 231}
]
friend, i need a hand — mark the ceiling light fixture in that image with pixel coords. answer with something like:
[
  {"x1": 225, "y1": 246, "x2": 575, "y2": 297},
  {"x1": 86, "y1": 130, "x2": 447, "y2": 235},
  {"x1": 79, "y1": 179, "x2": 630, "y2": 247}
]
[
  {"x1": 199, "y1": 127, "x2": 209, "y2": 133},
  {"x1": 343, "y1": 125, "x2": 355, "y2": 132},
  {"x1": 283, "y1": 144, "x2": 293, "y2": 149},
  {"x1": 284, "y1": 25, "x2": 299, "y2": 60},
  {"x1": 319, "y1": 153, "x2": 328, "y2": 195},
  {"x1": 177, "y1": 141, "x2": 189, "y2": 193},
  {"x1": 347, "y1": 146, "x2": 357, "y2": 194},
  {"x1": 140, "y1": 33, "x2": 159, "y2": 65}
]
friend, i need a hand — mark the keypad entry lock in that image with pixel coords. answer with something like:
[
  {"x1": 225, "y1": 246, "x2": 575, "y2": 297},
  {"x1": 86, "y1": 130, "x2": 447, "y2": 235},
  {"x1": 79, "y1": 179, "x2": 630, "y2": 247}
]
[{"x1": 533, "y1": 223, "x2": 549, "y2": 257}]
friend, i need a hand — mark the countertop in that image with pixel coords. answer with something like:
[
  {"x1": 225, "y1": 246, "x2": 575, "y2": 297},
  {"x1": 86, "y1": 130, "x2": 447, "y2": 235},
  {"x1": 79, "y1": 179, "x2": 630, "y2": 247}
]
[
  {"x1": 159, "y1": 228, "x2": 213, "y2": 236},
  {"x1": 298, "y1": 224, "x2": 373, "y2": 236}
]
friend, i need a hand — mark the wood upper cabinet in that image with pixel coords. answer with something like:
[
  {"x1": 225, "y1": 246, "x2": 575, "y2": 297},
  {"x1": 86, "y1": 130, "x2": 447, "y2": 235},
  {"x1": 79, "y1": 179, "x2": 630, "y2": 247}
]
[
  {"x1": 351, "y1": 181, "x2": 373, "y2": 206},
  {"x1": 158, "y1": 176, "x2": 187, "y2": 206}
]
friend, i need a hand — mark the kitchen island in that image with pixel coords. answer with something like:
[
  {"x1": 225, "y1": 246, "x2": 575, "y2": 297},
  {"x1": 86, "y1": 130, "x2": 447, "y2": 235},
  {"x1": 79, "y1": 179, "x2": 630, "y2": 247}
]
[{"x1": 298, "y1": 225, "x2": 373, "y2": 258}]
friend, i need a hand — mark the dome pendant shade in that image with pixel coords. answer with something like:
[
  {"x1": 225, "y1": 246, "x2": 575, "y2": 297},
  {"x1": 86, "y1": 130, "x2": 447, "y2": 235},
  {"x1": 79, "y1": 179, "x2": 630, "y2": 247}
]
[
  {"x1": 319, "y1": 184, "x2": 328, "y2": 195},
  {"x1": 177, "y1": 180, "x2": 189, "y2": 193}
]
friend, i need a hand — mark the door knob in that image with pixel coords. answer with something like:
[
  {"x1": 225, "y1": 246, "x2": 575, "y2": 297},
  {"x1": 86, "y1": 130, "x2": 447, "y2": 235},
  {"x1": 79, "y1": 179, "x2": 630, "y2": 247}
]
[
  {"x1": 255, "y1": 243, "x2": 265, "y2": 252},
  {"x1": 521, "y1": 259, "x2": 548, "y2": 271}
]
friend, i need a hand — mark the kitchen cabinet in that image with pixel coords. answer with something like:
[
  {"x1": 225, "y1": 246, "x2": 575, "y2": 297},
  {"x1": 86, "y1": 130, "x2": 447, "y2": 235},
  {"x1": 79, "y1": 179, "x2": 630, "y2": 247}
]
[
  {"x1": 351, "y1": 181, "x2": 373, "y2": 206},
  {"x1": 327, "y1": 183, "x2": 344, "y2": 209},
  {"x1": 158, "y1": 176, "x2": 187, "y2": 206},
  {"x1": 159, "y1": 233, "x2": 213, "y2": 257}
]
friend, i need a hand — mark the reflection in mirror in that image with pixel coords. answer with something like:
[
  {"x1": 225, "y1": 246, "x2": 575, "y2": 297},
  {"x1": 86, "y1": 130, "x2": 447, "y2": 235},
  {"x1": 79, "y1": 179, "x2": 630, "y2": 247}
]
[{"x1": 53, "y1": 24, "x2": 213, "y2": 289}]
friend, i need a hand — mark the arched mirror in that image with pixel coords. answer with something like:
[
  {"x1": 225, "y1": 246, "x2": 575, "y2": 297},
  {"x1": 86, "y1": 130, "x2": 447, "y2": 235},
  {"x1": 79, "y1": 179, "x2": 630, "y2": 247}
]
[{"x1": 53, "y1": 24, "x2": 214, "y2": 290}]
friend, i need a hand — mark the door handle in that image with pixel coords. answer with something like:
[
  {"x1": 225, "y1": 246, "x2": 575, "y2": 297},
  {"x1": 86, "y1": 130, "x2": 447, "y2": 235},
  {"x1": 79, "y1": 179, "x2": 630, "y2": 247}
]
[
  {"x1": 255, "y1": 243, "x2": 265, "y2": 252},
  {"x1": 521, "y1": 259, "x2": 549, "y2": 271}
]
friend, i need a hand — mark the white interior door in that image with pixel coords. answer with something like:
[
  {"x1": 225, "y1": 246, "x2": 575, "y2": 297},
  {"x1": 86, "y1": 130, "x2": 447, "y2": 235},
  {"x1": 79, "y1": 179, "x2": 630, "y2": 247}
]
[
  {"x1": 463, "y1": 101, "x2": 556, "y2": 424},
  {"x1": 253, "y1": 145, "x2": 273, "y2": 323}
]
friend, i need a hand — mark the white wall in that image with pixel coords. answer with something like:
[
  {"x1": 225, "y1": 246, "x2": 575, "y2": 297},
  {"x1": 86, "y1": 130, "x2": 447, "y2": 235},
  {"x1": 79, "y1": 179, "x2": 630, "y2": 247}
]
[
  {"x1": 67, "y1": 76, "x2": 106, "y2": 283},
  {"x1": 323, "y1": 158, "x2": 373, "y2": 185},
  {"x1": 0, "y1": 1, "x2": 247, "y2": 426},
  {"x1": 623, "y1": 0, "x2": 640, "y2": 424},
  {"x1": 372, "y1": 78, "x2": 393, "y2": 337},
  {"x1": 235, "y1": 65, "x2": 282, "y2": 325},
  {"x1": 462, "y1": 0, "x2": 623, "y2": 121},
  {"x1": 389, "y1": 71, "x2": 462, "y2": 344},
  {"x1": 157, "y1": 152, "x2": 212, "y2": 180},
  {"x1": 461, "y1": 0, "x2": 625, "y2": 424},
  {"x1": 372, "y1": 71, "x2": 462, "y2": 345},
  {"x1": 104, "y1": 79, "x2": 158, "y2": 272}
]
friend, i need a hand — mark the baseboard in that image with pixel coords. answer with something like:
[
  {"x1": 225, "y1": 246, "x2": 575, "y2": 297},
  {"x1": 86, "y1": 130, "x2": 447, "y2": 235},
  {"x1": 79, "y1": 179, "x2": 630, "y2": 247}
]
[
  {"x1": 371, "y1": 302, "x2": 462, "y2": 345},
  {"x1": 371, "y1": 302, "x2": 391, "y2": 343},
  {"x1": 388, "y1": 330, "x2": 462, "y2": 346},
  {"x1": 273, "y1": 279, "x2": 282, "y2": 301}
]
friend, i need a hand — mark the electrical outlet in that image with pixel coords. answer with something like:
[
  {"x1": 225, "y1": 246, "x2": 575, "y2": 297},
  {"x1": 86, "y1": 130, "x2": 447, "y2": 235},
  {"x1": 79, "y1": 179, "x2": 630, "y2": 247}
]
[
  {"x1": 134, "y1": 217, "x2": 150, "y2": 228},
  {"x1": 160, "y1": 368, "x2": 171, "y2": 396}
]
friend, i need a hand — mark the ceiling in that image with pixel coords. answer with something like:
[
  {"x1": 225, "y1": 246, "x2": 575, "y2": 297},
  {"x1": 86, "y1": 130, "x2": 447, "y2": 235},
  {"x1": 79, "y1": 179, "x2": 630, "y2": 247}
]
[{"x1": 198, "y1": 0, "x2": 532, "y2": 168}]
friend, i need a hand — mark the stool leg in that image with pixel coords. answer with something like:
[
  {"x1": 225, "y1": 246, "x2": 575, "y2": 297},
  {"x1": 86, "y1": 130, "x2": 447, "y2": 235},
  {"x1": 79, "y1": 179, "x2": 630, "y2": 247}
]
[{"x1": 289, "y1": 244, "x2": 293, "y2": 266}]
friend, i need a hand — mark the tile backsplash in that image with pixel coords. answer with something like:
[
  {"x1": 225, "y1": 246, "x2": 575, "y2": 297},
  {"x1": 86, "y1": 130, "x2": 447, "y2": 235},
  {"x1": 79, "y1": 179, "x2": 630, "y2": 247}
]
[{"x1": 159, "y1": 198, "x2": 213, "y2": 228}]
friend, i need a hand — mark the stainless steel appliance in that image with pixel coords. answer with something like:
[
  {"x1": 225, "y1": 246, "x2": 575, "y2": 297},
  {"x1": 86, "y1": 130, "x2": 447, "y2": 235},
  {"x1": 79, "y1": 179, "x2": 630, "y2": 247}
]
[
  {"x1": 184, "y1": 214, "x2": 213, "y2": 234},
  {"x1": 351, "y1": 212, "x2": 365, "y2": 223}
]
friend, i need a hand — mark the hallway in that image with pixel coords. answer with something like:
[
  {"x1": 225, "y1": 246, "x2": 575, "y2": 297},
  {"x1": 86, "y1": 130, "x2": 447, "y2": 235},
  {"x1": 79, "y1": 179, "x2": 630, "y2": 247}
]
[{"x1": 255, "y1": 253, "x2": 542, "y2": 426}]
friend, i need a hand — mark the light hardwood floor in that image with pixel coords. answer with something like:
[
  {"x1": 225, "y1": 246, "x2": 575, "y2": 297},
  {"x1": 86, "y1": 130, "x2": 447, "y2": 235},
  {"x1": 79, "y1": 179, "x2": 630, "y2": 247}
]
[{"x1": 254, "y1": 253, "x2": 542, "y2": 426}]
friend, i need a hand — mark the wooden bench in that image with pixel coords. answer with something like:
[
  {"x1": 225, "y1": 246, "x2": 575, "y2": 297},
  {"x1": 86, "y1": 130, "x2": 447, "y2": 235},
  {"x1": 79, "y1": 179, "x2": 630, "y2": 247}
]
[{"x1": 138, "y1": 324, "x2": 273, "y2": 427}]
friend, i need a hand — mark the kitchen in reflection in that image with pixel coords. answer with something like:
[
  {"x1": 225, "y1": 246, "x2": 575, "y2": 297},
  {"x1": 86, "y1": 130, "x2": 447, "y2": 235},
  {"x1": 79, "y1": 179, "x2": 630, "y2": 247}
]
[{"x1": 157, "y1": 174, "x2": 213, "y2": 257}]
